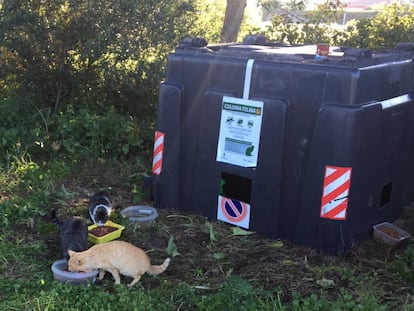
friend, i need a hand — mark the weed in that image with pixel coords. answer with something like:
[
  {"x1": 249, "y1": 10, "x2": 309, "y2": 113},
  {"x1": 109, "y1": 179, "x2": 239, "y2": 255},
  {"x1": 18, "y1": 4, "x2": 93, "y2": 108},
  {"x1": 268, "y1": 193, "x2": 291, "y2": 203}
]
[
  {"x1": 48, "y1": 106, "x2": 152, "y2": 161},
  {"x1": 166, "y1": 235, "x2": 180, "y2": 257},
  {"x1": 291, "y1": 288, "x2": 388, "y2": 311},
  {"x1": 205, "y1": 221, "x2": 217, "y2": 242},
  {"x1": 390, "y1": 245, "x2": 414, "y2": 283}
]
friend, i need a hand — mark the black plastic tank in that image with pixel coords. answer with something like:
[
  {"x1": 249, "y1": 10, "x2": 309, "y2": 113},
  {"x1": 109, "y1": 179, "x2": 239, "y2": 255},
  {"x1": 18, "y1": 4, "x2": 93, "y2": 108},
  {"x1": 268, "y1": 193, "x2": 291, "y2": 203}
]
[{"x1": 152, "y1": 37, "x2": 414, "y2": 255}]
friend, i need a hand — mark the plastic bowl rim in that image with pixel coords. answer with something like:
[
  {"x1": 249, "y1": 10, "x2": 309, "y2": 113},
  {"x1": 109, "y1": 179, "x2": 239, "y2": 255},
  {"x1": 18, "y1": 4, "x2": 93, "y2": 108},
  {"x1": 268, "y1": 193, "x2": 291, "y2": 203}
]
[
  {"x1": 51, "y1": 259, "x2": 98, "y2": 279},
  {"x1": 120, "y1": 205, "x2": 159, "y2": 222}
]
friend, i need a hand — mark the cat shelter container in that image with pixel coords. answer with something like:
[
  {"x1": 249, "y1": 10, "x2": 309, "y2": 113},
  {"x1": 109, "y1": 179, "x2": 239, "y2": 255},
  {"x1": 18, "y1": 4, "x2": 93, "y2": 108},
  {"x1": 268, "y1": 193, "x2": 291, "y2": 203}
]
[{"x1": 152, "y1": 37, "x2": 414, "y2": 255}]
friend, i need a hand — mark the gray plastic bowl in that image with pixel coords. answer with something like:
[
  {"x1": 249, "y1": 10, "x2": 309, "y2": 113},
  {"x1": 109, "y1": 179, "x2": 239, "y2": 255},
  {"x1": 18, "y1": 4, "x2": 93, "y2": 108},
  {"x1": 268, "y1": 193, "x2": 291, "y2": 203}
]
[
  {"x1": 120, "y1": 205, "x2": 159, "y2": 225},
  {"x1": 51, "y1": 259, "x2": 98, "y2": 285}
]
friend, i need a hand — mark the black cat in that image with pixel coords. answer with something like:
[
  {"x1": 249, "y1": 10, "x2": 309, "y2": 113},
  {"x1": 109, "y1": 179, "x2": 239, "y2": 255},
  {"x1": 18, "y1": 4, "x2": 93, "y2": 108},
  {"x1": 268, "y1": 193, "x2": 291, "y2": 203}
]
[
  {"x1": 51, "y1": 209, "x2": 88, "y2": 259},
  {"x1": 88, "y1": 191, "x2": 113, "y2": 225}
]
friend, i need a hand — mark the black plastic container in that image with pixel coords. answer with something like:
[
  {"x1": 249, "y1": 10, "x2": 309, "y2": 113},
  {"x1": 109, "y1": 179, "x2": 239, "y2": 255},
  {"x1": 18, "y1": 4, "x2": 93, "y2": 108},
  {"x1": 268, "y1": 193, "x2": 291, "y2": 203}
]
[{"x1": 152, "y1": 38, "x2": 414, "y2": 255}]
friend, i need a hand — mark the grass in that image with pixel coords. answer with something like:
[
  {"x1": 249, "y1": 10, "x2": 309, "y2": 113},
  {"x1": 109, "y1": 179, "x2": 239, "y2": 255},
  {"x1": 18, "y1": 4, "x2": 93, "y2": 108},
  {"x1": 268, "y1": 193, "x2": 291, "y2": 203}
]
[
  {"x1": 0, "y1": 250, "x2": 284, "y2": 311},
  {"x1": 0, "y1": 206, "x2": 411, "y2": 311},
  {"x1": 0, "y1": 144, "x2": 413, "y2": 310},
  {"x1": 0, "y1": 280, "x2": 281, "y2": 311},
  {"x1": 0, "y1": 226, "x2": 279, "y2": 310},
  {"x1": 0, "y1": 157, "x2": 284, "y2": 310}
]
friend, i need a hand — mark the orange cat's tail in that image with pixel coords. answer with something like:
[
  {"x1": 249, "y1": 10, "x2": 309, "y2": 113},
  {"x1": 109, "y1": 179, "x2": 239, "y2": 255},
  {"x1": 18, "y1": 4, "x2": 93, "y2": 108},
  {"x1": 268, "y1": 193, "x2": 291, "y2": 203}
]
[{"x1": 148, "y1": 258, "x2": 170, "y2": 275}]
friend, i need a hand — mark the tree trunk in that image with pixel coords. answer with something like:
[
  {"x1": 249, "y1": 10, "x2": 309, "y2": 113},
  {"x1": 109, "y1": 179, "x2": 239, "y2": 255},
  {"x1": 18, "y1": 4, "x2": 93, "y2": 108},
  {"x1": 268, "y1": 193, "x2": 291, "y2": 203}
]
[{"x1": 220, "y1": 0, "x2": 247, "y2": 43}]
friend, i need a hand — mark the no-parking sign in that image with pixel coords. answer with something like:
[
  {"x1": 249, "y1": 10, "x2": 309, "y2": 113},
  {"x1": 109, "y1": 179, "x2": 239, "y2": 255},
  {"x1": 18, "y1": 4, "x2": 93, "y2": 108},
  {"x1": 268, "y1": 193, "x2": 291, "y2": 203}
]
[{"x1": 217, "y1": 195, "x2": 251, "y2": 229}]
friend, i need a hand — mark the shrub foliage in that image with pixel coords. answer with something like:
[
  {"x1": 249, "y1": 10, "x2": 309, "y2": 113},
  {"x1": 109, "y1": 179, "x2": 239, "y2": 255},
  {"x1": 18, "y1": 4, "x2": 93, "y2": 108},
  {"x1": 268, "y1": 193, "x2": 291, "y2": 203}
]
[
  {"x1": 265, "y1": 2, "x2": 414, "y2": 50},
  {"x1": 0, "y1": 0, "x2": 199, "y2": 115}
]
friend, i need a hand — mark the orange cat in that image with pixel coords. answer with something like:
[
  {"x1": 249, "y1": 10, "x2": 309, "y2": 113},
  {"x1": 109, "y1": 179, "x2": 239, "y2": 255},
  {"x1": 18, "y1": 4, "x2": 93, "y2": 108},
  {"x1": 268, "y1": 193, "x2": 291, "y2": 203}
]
[{"x1": 68, "y1": 240, "x2": 170, "y2": 288}]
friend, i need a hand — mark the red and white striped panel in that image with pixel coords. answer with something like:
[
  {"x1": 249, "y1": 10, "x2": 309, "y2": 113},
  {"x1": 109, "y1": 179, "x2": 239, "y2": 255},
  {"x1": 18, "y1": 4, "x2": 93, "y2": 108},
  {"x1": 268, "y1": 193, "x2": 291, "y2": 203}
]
[
  {"x1": 320, "y1": 166, "x2": 352, "y2": 220},
  {"x1": 152, "y1": 131, "x2": 165, "y2": 175}
]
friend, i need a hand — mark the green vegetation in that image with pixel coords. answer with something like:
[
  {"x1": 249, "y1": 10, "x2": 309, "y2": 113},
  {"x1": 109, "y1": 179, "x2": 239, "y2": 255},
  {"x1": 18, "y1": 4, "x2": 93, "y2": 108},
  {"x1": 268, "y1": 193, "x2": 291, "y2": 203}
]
[
  {"x1": 0, "y1": 97, "x2": 413, "y2": 309},
  {"x1": 1, "y1": 135, "x2": 413, "y2": 309},
  {"x1": 264, "y1": 2, "x2": 414, "y2": 50},
  {"x1": 1, "y1": 1, "x2": 414, "y2": 310},
  {"x1": 390, "y1": 245, "x2": 414, "y2": 283}
]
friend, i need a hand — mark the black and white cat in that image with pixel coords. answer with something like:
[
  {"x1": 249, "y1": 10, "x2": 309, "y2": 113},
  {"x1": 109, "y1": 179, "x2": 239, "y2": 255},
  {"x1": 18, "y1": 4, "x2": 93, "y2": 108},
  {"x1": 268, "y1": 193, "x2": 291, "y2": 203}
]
[
  {"x1": 88, "y1": 191, "x2": 113, "y2": 226},
  {"x1": 51, "y1": 209, "x2": 88, "y2": 259}
]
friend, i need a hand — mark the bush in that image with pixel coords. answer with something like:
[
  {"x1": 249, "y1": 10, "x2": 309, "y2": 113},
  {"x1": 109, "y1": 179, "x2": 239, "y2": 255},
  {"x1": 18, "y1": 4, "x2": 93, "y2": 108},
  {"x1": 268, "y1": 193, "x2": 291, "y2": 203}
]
[
  {"x1": 265, "y1": 3, "x2": 414, "y2": 50},
  {"x1": 0, "y1": 0, "x2": 199, "y2": 116},
  {"x1": 0, "y1": 96, "x2": 154, "y2": 165},
  {"x1": 390, "y1": 245, "x2": 414, "y2": 283},
  {"x1": 47, "y1": 106, "x2": 154, "y2": 161}
]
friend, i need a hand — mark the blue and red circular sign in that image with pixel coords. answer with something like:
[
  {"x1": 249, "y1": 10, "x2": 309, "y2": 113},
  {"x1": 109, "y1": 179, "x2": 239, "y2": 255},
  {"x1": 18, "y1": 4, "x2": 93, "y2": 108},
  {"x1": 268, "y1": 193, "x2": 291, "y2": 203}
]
[{"x1": 220, "y1": 197, "x2": 248, "y2": 223}]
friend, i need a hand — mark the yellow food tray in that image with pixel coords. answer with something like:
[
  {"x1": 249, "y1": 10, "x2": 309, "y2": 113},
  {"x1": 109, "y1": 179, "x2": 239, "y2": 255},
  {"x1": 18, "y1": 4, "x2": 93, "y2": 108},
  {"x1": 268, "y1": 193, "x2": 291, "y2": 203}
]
[{"x1": 88, "y1": 220, "x2": 125, "y2": 244}]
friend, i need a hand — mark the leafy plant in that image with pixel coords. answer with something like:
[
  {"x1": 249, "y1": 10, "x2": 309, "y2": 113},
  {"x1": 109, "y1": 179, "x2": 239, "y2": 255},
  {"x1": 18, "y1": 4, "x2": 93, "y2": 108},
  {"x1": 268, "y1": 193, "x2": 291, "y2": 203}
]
[
  {"x1": 205, "y1": 221, "x2": 217, "y2": 242},
  {"x1": 47, "y1": 106, "x2": 153, "y2": 161},
  {"x1": 390, "y1": 245, "x2": 414, "y2": 283},
  {"x1": 232, "y1": 227, "x2": 255, "y2": 236},
  {"x1": 0, "y1": 0, "x2": 199, "y2": 116},
  {"x1": 166, "y1": 235, "x2": 180, "y2": 257},
  {"x1": 264, "y1": 2, "x2": 414, "y2": 49}
]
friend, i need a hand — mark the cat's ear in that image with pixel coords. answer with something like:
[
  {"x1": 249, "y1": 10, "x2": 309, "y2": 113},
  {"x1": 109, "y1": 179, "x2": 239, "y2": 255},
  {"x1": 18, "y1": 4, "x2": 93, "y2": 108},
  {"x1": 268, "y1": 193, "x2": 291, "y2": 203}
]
[{"x1": 68, "y1": 249, "x2": 76, "y2": 257}]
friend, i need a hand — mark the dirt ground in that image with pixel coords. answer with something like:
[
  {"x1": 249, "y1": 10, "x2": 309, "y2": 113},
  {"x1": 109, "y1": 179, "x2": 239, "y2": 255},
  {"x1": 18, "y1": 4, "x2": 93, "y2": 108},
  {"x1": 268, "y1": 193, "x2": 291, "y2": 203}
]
[{"x1": 44, "y1": 161, "x2": 414, "y2": 305}]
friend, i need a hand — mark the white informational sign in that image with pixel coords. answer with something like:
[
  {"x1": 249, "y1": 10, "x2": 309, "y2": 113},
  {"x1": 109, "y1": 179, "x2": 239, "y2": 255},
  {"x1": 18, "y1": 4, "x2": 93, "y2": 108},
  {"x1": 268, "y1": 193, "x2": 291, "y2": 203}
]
[{"x1": 216, "y1": 96, "x2": 264, "y2": 167}]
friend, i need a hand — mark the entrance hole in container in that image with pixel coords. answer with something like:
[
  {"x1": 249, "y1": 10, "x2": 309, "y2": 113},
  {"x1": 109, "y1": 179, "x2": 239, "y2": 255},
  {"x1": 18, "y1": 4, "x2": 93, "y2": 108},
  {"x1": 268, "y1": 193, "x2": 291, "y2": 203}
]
[
  {"x1": 380, "y1": 182, "x2": 393, "y2": 207},
  {"x1": 220, "y1": 172, "x2": 252, "y2": 203}
]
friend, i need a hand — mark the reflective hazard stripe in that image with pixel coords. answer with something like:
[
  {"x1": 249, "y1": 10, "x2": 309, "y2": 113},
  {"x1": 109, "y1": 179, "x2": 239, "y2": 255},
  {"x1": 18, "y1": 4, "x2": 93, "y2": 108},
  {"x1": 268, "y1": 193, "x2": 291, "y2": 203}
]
[
  {"x1": 152, "y1": 131, "x2": 164, "y2": 175},
  {"x1": 320, "y1": 166, "x2": 352, "y2": 220}
]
